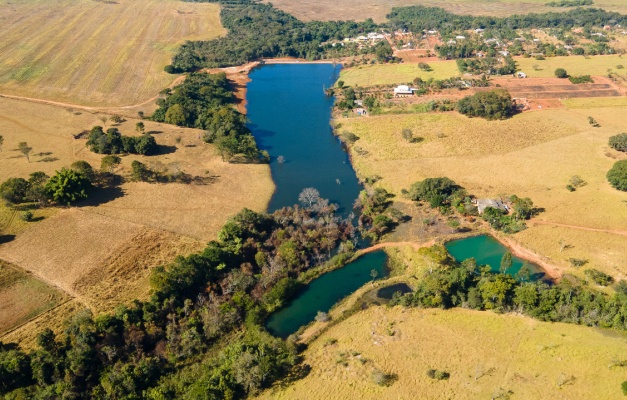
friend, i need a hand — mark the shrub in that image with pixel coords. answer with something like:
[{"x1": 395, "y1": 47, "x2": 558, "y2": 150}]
[
  {"x1": 622, "y1": 380, "x2": 627, "y2": 396},
  {"x1": 568, "y1": 75, "x2": 593, "y2": 84},
  {"x1": 607, "y1": 160, "x2": 627, "y2": 191},
  {"x1": 315, "y1": 311, "x2": 331, "y2": 322},
  {"x1": 44, "y1": 168, "x2": 92, "y2": 205},
  {"x1": 20, "y1": 211, "x2": 33, "y2": 222},
  {"x1": 372, "y1": 369, "x2": 397, "y2": 386},
  {"x1": 584, "y1": 269, "x2": 614, "y2": 286},
  {"x1": 426, "y1": 369, "x2": 450, "y2": 380},
  {"x1": 0, "y1": 178, "x2": 29, "y2": 204},
  {"x1": 569, "y1": 258, "x2": 589, "y2": 268},
  {"x1": 609, "y1": 133, "x2": 627, "y2": 152},
  {"x1": 555, "y1": 68, "x2": 568, "y2": 78}
]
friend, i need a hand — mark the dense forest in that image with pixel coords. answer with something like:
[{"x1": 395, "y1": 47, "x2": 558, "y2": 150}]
[{"x1": 171, "y1": 1, "x2": 388, "y2": 70}]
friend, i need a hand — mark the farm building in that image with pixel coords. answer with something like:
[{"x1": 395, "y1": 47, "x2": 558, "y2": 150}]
[
  {"x1": 476, "y1": 199, "x2": 508, "y2": 214},
  {"x1": 393, "y1": 85, "x2": 415, "y2": 97},
  {"x1": 516, "y1": 72, "x2": 527, "y2": 78}
]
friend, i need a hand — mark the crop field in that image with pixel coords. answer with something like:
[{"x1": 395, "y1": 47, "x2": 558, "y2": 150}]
[
  {"x1": 336, "y1": 107, "x2": 627, "y2": 279},
  {"x1": 266, "y1": 0, "x2": 627, "y2": 22},
  {"x1": 0, "y1": 261, "x2": 69, "y2": 336},
  {"x1": 0, "y1": 0, "x2": 224, "y2": 106},
  {"x1": 516, "y1": 55, "x2": 627, "y2": 80},
  {"x1": 339, "y1": 61, "x2": 460, "y2": 87},
  {"x1": 489, "y1": 77, "x2": 624, "y2": 99},
  {"x1": 258, "y1": 306, "x2": 627, "y2": 399}
]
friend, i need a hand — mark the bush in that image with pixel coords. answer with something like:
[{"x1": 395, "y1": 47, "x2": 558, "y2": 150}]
[
  {"x1": 555, "y1": 68, "x2": 568, "y2": 78},
  {"x1": 315, "y1": 311, "x2": 331, "y2": 322},
  {"x1": 426, "y1": 369, "x2": 450, "y2": 380},
  {"x1": 20, "y1": 211, "x2": 33, "y2": 222},
  {"x1": 568, "y1": 75, "x2": 593, "y2": 84},
  {"x1": 607, "y1": 160, "x2": 627, "y2": 191},
  {"x1": 44, "y1": 168, "x2": 92, "y2": 205},
  {"x1": 372, "y1": 369, "x2": 397, "y2": 386},
  {"x1": 609, "y1": 133, "x2": 627, "y2": 152},
  {"x1": 0, "y1": 177, "x2": 29, "y2": 204},
  {"x1": 584, "y1": 269, "x2": 614, "y2": 286},
  {"x1": 622, "y1": 380, "x2": 627, "y2": 396}
]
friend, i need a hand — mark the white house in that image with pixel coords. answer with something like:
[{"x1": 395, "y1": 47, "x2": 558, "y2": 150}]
[
  {"x1": 456, "y1": 35, "x2": 466, "y2": 40},
  {"x1": 393, "y1": 85, "x2": 415, "y2": 97}
]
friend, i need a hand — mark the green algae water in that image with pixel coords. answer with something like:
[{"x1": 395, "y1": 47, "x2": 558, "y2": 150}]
[
  {"x1": 246, "y1": 63, "x2": 362, "y2": 215},
  {"x1": 265, "y1": 251, "x2": 389, "y2": 338},
  {"x1": 445, "y1": 235, "x2": 546, "y2": 280}
]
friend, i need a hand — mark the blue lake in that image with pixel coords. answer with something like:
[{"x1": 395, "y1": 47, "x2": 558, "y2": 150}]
[{"x1": 246, "y1": 63, "x2": 362, "y2": 215}]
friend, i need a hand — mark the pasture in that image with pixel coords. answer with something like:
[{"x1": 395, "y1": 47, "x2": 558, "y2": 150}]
[
  {"x1": 0, "y1": 261, "x2": 69, "y2": 336},
  {"x1": 0, "y1": 0, "x2": 224, "y2": 106},
  {"x1": 339, "y1": 61, "x2": 460, "y2": 87},
  {"x1": 266, "y1": 0, "x2": 627, "y2": 22},
  {"x1": 336, "y1": 107, "x2": 627, "y2": 279},
  {"x1": 516, "y1": 55, "x2": 627, "y2": 79},
  {"x1": 258, "y1": 306, "x2": 627, "y2": 399}
]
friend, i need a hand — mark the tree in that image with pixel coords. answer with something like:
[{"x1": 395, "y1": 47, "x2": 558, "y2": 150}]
[
  {"x1": 18, "y1": 141, "x2": 32, "y2": 162},
  {"x1": 165, "y1": 104, "x2": 189, "y2": 126},
  {"x1": 336, "y1": 80, "x2": 344, "y2": 88},
  {"x1": 131, "y1": 160, "x2": 151, "y2": 182},
  {"x1": 0, "y1": 178, "x2": 29, "y2": 204},
  {"x1": 555, "y1": 68, "x2": 568, "y2": 78},
  {"x1": 99, "y1": 116, "x2": 108, "y2": 126},
  {"x1": 110, "y1": 114, "x2": 124, "y2": 124},
  {"x1": 44, "y1": 168, "x2": 92, "y2": 205},
  {"x1": 402, "y1": 128, "x2": 413, "y2": 142},
  {"x1": 100, "y1": 155, "x2": 121, "y2": 173},
  {"x1": 135, "y1": 122, "x2": 145, "y2": 133},
  {"x1": 500, "y1": 252, "x2": 513, "y2": 274},
  {"x1": 607, "y1": 160, "x2": 627, "y2": 191},
  {"x1": 70, "y1": 160, "x2": 95, "y2": 182},
  {"x1": 418, "y1": 62, "x2": 431, "y2": 71},
  {"x1": 298, "y1": 187, "x2": 320, "y2": 208},
  {"x1": 456, "y1": 90, "x2": 513, "y2": 120},
  {"x1": 26, "y1": 171, "x2": 49, "y2": 205},
  {"x1": 609, "y1": 133, "x2": 627, "y2": 152},
  {"x1": 0, "y1": 135, "x2": 3, "y2": 152}
]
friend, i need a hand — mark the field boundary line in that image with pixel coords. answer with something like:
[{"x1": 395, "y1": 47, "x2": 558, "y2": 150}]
[
  {"x1": 531, "y1": 220, "x2": 627, "y2": 238},
  {"x1": 0, "y1": 298, "x2": 74, "y2": 340}
]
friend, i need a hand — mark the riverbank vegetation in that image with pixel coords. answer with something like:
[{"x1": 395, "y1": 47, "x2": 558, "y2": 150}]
[{"x1": 0, "y1": 200, "x2": 358, "y2": 398}]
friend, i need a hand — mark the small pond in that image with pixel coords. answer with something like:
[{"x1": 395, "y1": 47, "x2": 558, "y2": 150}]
[
  {"x1": 265, "y1": 250, "x2": 389, "y2": 338},
  {"x1": 445, "y1": 234, "x2": 546, "y2": 280}
]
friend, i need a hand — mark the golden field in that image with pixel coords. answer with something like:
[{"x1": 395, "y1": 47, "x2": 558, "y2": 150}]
[
  {"x1": 339, "y1": 61, "x2": 460, "y2": 87},
  {"x1": 258, "y1": 306, "x2": 627, "y2": 400},
  {"x1": 336, "y1": 107, "x2": 627, "y2": 279},
  {"x1": 516, "y1": 55, "x2": 627, "y2": 79},
  {"x1": 0, "y1": 0, "x2": 224, "y2": 106},
  {"x1": 266, "y1": 0, "x2": 627, "y2": 22}
]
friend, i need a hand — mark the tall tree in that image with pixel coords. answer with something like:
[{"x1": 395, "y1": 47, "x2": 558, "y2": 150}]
[{"x1": 18, "y1": 142, "x2": 32, "y2": 162}]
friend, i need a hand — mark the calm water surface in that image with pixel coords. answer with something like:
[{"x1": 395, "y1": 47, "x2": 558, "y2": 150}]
[{"x1": 246, "y1": 63, "x2": 362, "y2": 215}]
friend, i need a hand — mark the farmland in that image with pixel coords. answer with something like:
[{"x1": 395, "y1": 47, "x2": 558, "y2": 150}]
[
  {"x1": 266, "y1": 0, "x2": 627, "y2": 22},
  {"x1": 339, "y1": 60, "x2": 460, "y2": 87},
  {"x1": 515, "y1": 54, "x2": 627, "y2": 79},
  {"x1": 257, "y1": 306, "x2": 627, "y2": 399},
  {"x1": 0, "y1": 0, "x2": 224, "y2": 106},
  {"x1": 336, "y1": 107, "x2": 627, "y2": 280}
]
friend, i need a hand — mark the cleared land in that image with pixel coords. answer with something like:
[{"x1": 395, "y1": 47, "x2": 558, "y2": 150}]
[
  {"x1": 516, "y1": 55, "x2": 627, "y2": 79},
  {"x1": 266, "y1": 0, "x2": 627, "y2": 22},
  {"x1": 258, "y1": 307, "x2": 627, "y2": 399},
  {"x1": 0, "y1": 261, "x2": 69, "y2": 336},
  {"x1": 0, "y1": 0, "x2": 224, "y2": 106},
  {"x1": 337, "y1": 107, "x2": 627, "y2": 279},
  {"x1": 339, "y1": 61, "x2": 460, "y2": 87}
]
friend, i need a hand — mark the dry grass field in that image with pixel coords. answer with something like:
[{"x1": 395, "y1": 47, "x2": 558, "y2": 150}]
[
  {"x1": 337, "y1": 107, "x2": 627, "y2": 279},
  {"x1": 0, "y1": 261, "x2": 69, "y2": 336},
  {"x1": 0, "y1": 0, "x2": 224, "y2": 106},
  {"x1": 258, "y1": 307, "x2": 627, "y2": 400},
  {"x1": 516, "y1": 55, "x2": 627, "y2": 79},
  {"x1": 266, "y1": 0, "x2": 627, "y2": 22},
  {"x1": 339, "y1": 61, "x2": 460, "y2": 87}
]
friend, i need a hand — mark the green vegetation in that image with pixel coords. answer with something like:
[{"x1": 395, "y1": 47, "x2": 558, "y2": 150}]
[
  {"x1": 457, "y1": 56, "x2": 517, "y2": 75},
  {"x1": 0, "y1": 202, "x2": 356, "y2": 398},
  {"x1": 584, "y1": 268, "x2": 614, "y2": 286},
  {"x1": 171, "y1": 1, "x2": 386, "y2": 71},
  {"x1": 407, "y1": 177, "x2": 469, "y2": 212},
  {"x1": 568, "y1": 75, "x2": 593, "y2": 84},
  {"x1": 151, "y1": 72, "x2": 265, "y2": 162},
  {"x1": 390, "y1": 245, "x2": 627, "y2": 328},
  {"x1": 607, "y1": 160, "x2": 627, "y2": 191},
  {"x1": 43, "y1": 168, "x2": 92, "y2": 206},
  {"x1": 86, "y1": 126, "x2": 158, "y2": 156},
  {"x1": 456, "y1": 90, "x2": 513, "y2": 120},
  {"x1": 426, "y1": 369, "x2": 450, "y2": 380},
  {"x1": 609, "y1": 133, "x2": 627, "y2": 152},
  {"x1": 482, "y1": 195, "x2": 535, "y2": 233},
  {"x1": 555, "y1": 68, "x2": 568, "y2": 78},
  {"x1": 546, "y1": 0, "x2": 593, "y2": 7}
]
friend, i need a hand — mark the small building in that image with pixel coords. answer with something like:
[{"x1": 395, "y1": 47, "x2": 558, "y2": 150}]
[
  {"x1": 516, "y1": 72, "x2": 527, "y2": 78},
  {"x1": 354, "y1": 108, "x2": 367, "y2": 116},
  {"x1": 476, "y1": 199, "x2": 508, "y2": 214},
  {"x1": 393, "y1": 85, "x2": 415, "y2": 97},
  {"x1": 475, "y1": 28, "x2": 485, "y2": 34},
  {"x1": 354, "y1": 99, "x2": 364, "y2": 107},
  {"x1": 456, "y1": 35, "x2": 466, "y2": 40}
]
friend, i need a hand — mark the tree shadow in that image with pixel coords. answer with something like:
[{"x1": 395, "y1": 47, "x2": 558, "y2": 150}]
[
  {"x1": 0, "y1": 234, "x2": 16, "y2": 244},
  {"x1": 156, "y1": 145, "x2": 177, "y2": 155},
  {"x1": 147, "y1": 130, "x2": 163, "y2": 135},
  {"x1": 77, "y1": 185, "x2": 125, "y2": 207}
]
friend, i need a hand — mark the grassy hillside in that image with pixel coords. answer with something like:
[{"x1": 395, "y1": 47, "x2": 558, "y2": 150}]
[{"x1": 258, "y1": 306, "x2": 627, "y2": 399}]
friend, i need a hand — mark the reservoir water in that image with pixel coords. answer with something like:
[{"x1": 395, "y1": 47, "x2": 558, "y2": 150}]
[
  {"x1": 265, "y1": 250, "x2": 389, "y2": 338},
  {"x1": 246, "y1": 63, "x2": 362, "y2": 215},
  {"x1": 445, "y1": 235, "x2": 546, "y2": 280}
]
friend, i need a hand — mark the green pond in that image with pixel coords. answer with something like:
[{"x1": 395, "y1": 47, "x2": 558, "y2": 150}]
[
  {"x1": 265, "y1": 251, "x2": 389, "y2": 338},
  {"x1": 445, "y1": 235, "x2": 546, "y2": 280}
]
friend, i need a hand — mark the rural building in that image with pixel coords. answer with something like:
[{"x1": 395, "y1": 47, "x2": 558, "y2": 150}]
[
  {"x1": 354, "y1": 99, "x2": 363, "y2": 107},
  {"x1": 393, "y1": 85, "x2": 415, "y2": 97},
  {"x1": 516, "y1": 72, "x2": 527, "y2": 78},
  {"x1": 456, "y1": 35, "x2": 466, "y2": 40},
  {"x1": 476, "y1": 199, "x2": 509, "y2": 214}
]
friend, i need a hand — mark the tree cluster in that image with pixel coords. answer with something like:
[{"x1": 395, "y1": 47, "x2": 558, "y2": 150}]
[
  {"x1": 456, "y1": 90, "x2": 514, "y2": 120},
  {"x1": 481, "y1": 195, "x2": 535, "y2": 233},
  {"x1": 607, "y1": 159, "x2": 627, "y2": 191},
  {"x1": 86, "y1": 126, "x2": 158, "y2": 156},
  {"x1": 0, "y1": 202, "x2": 355, "y2": 398},
  {"x1": 609, "y1": 133, "x2": 627, "y2": 152},
  {"x1": 151, "y1": 72, "x2": 265, "y2": 162},
  {"x1": 457, "y1": 56, "x2": 517, "y2": 75},
  {"x1": 390, "y1": 246, "x2": 627, "y2": 332}
]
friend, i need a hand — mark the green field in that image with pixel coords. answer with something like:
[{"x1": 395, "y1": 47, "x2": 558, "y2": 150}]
[{"x1": 339, "y1": 61, "x2": 460, "y2": 87}]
